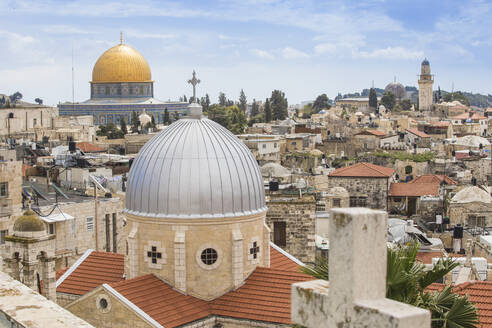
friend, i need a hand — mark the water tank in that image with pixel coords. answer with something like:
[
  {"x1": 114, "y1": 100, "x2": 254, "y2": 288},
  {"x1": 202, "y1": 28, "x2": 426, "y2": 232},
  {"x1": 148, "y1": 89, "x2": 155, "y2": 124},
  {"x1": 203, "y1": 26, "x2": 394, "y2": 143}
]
[
  {"x1": 453, "y1": 225, "x2": 463, "y2": 239},
  {"x1": 68, "y1": 141, "x2": 76, "y2": 152},
  {"x1": 269, "y1": 180, "x2": 279, "y2": 191}
]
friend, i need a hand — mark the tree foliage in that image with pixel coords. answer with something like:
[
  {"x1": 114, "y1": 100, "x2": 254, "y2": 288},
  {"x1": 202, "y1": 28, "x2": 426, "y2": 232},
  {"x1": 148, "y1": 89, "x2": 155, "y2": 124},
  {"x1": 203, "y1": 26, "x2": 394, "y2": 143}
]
[
  {"x1": 164, "y1": 108, "x2": 170, "y2": 125},
  {"x1": 369, "y1": 88, "x2": 378, "y2": 109},
  {"x1": 381, "y1": 91, "x2": 396, "y2": 111},
  {"x1": 120, "y1": 117, "x2": 128, "y2": 134},
  {"x1": 34, "y1": 98, "x2": 43, "y2": 105},
  {"x1": 131, "y1": 112, "x2": 140, "y2": 133},
  {"x1": 219, "y1": 92, "x2": 227, "y2": 106},
  {"x1": 208, "y1": 104, "x2": 247, "y2": 134},
  {"x1": 239, "y1": 89, "x2": 247, "y2": 113},
  {"x1": 250, "y1": 99, "x2": 259, "y2": 117},
  {"x1": 401, "y1": 99, "x2": 412, "y2": 111},
  {"x1": 443, "y1": 91, "x2": 471, "y2": 107},
  {"x1": 96, "y1": 123, "x2": 124, "y2": 139},
  {"x1": 301, "y1": 243, "x2": 479, "y2": 328},
  {"x1": 264, "y1": 98, "x2": 272, "y2": 123},
  {"x1": 9, "y1": 91, "x2": 22, "y2": 103},
  {"x1": 312, "y1": 94, "x2": 331, "y2": 113},
  {"x1": 270, "y1": 90, "x2": 288, "y2": 120}
]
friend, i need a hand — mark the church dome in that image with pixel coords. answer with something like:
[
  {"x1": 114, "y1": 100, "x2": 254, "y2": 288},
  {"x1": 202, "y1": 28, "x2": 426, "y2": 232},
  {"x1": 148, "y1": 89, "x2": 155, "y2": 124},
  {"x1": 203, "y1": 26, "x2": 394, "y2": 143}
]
[
  {"x1": 13, "y1": 210, "x2": 45, "y2": 232},
  {"x1": 385, "y1": 81, "x2": 406, "y2": 100},
  {"x1": 92, "y1": 43, "x2": 152, "y2": 83},
  {"x1": 125, "y1": 114, "x2": 267, "y2": 219}
]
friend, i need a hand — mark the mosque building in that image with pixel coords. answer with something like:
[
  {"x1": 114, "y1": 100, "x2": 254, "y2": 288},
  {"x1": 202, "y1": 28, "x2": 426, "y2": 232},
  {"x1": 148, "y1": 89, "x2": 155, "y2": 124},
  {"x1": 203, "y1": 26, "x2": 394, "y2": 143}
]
[{"x1": 58, "y1": 35, "x2": 189, "y2": 125}]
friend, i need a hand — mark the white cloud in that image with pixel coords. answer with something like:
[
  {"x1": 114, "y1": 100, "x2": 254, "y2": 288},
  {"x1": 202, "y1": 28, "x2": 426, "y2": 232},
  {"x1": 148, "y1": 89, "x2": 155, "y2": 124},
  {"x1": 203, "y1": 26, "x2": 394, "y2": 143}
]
[
  {"x1": 282, "y1": 47, "x2": 309, "y2": 59},
  {"x1": 251, "y1": 48, "x2": 274, "y2": 59},
  {"x1": 314, "y1": 43, "x2": 337, "y2": 55},
  {"x1": 354, "y1": 47, "x2": 424, "y2": 60},
  {"x1": 41, "y1": 24, "x2": 93, "y2": 35},
  {"x1": 126, "y1": 30, "x2": 176, "y2": 40}
]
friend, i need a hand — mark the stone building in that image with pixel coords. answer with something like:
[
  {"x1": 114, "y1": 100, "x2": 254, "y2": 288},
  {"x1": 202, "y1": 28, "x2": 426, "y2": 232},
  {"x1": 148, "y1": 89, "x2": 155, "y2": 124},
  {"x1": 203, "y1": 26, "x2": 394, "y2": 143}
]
[
  {"x1": 328, "y1": 162, "x2": 396, "y2": 210},
  {"x1": 0, "y1": 161, "x2": 22, "y2": 245},
  {"x1": 353, "y1": 129, "x2": 386, "y2": 151},
  {"x1": 238, "y1": 134, "x2": 283, "y2": 164},
  {"x1": 418, "y1": 58, "x2": 434, "y2": 111},
  {"x1": 0, "y1": 103, "x2": 58, "y2": 139},
  {"x1": 448, "y1": 186, "x2": 492, "y2": 227},
  {"x1": 266, "y1": 194, "x2": 316, "y2": 263}
]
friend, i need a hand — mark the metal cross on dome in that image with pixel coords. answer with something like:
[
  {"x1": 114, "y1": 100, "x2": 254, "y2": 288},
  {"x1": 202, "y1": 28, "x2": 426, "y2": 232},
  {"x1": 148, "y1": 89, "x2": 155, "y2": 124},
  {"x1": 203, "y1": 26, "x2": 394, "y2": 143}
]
[{"x1": 187, "y1": 70, "x2": 201, "y2": 102}]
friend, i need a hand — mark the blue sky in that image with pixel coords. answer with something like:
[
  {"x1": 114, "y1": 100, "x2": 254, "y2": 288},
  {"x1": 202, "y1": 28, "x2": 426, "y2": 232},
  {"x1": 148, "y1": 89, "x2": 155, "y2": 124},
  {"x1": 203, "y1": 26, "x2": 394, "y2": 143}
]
[{"x1": 0, "y1": 0, "x2": 491, "y2": 106}]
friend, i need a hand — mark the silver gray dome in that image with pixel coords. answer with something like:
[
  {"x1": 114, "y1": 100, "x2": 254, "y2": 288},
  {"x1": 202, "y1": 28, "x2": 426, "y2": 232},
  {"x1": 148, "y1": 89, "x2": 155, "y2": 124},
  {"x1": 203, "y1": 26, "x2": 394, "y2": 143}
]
[{"x1": 125, "y1": 117, "x2": 267, "y2": 219}]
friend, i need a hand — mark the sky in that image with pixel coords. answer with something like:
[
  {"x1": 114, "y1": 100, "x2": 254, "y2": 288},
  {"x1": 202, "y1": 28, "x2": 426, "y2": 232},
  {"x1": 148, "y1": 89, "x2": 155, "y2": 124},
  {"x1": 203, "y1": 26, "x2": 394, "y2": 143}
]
[{"x1": 0, "y1": 0, "x2": 491, "y2": 106}]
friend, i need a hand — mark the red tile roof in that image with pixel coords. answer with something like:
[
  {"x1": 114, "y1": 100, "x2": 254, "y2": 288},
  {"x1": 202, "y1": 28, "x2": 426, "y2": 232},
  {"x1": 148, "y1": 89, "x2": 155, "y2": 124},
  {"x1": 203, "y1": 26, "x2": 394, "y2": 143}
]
[
  {"x1": 110, "y1": 274, "x2": 211, "y2": 328},
  {"x1": 389, "y1": 183, "x2": 439, "y2": 197},
  {"x1": 355, "y1": 129, "x2": 386, "y2": 137},
  {"x1": 427, "y1": 281, "x2": 492, "y2": 327},
  {"x1": 76, "y1": 142, "x2": 106, "y2": 153},
  {"x1": 410, "y1": 174, "x2": 457, "y2": 185},
  {"x1": 416, "y1": 251, "x2": 446, "y2": 264},
  {"x1": 329, "y1": 162, "x2": 395, "y2": 178},
  {"x1": 211, "y1": 267, "x2": 312, "y2": 324},
  {"x1": 56, "y1": 251, "x2": 124, "y2": 295},
  {"x1": 106, "y1": 245, "x2": 312, "y2": 327},
  {"x1": 452, "y1": 112, "x2": 487, "y2": 120},
  {"x1": 406, "y1": 128, "x2": 430, "y2": 138}
]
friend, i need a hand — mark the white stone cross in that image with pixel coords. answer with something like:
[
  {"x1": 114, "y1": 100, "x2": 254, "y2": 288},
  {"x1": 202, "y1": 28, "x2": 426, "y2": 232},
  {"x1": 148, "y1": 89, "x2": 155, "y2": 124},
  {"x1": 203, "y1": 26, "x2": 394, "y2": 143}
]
[
  {"x1": 187, "y1": 70, "x2": 200, "y2": 102},
  {"x1": 292, "y1": 208, "x2": 430, "y2": 327}
]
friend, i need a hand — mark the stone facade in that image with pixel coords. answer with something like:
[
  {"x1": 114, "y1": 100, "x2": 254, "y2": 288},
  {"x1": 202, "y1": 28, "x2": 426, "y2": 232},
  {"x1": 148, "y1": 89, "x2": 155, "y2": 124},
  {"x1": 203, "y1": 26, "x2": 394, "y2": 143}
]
[
  {"x1": 327, "y1": 176, "x2": 391, "y2": 210},
  {"x1": 67, "y1": 288, "x2": 153, "y2": 328},
  {"x1": 0, "y1": 106, "x2": 58, "y2": 137},
  {"x1": 90, "y1": 82, "x2": 153, "y2": 99},
  {"x1": 0, "y1": 161, "x2": 22, "y2": 232},
  {"x1": 266, "y1": 195, "x2": 316, "y2": 263},
  {"x1": 448, "y1": 202, "x2": 492, "y2": 227},
  {"x1": 124, "y1": 212, "x2": 270, "y2": 301}
]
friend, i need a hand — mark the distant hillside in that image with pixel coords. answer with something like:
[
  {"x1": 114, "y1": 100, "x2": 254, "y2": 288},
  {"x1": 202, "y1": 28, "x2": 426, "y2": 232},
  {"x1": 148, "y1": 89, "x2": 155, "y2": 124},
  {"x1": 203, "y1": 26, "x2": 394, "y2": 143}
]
[{"x1": 335, "y1": 87, "x2": 492, "y2": 108}]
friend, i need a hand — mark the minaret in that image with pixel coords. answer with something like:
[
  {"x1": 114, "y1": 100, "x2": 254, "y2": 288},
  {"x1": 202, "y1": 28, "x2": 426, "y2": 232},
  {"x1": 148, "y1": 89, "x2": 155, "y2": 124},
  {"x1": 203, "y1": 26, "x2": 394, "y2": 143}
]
[{"x1": 418, "y1": 58, "x2": 434, "y2": 110}]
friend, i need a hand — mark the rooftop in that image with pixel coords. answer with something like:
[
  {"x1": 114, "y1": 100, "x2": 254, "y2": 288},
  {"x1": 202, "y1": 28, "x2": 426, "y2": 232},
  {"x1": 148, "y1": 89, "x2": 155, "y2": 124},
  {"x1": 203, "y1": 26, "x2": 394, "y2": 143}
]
[
  {"x1": 410, "y1": 174, "x2": 457, "y2": 185},
  {"x1": 56, "y1": 250, "x2": 125, "y2": 295},
  {"x1": 389, "y1": 183, "x2": 439, "y2": 197},
  {"x1": 329, "y1": 162, "x2": 395, "y2": 178},
  {"x1": 406, "y1": 128, "x2": 430, "y2": 138}
]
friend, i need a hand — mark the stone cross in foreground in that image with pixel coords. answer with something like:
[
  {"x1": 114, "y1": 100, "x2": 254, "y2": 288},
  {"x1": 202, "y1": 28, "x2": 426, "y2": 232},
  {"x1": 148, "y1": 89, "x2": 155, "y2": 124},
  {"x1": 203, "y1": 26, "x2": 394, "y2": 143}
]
[{"x1": 292, "y1": 208, "x2": 431, "y2": 327}]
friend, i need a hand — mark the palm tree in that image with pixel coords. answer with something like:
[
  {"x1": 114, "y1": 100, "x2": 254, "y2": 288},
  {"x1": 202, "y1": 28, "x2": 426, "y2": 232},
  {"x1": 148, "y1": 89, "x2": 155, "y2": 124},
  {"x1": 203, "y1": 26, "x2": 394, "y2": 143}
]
[{"x1": 301, "y1": 244, "x2": 479, "y2": 328}]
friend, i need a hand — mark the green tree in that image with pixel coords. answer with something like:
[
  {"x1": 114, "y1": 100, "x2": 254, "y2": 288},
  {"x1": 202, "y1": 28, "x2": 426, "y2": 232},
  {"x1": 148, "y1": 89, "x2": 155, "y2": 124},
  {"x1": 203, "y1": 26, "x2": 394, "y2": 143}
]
[
  {"x1": 264, "y1": 98, "x2": 272, "y2": 123},
  {"x1": 205, "y1": 94, "x2": 211, "y2": 111},
  {"x1": 164, "y1": 108, "x2": 170, "y2": 125},
  {"x1": 96, "y1": 123, "x2": 124, "y2": 139},
  {"x1": 401, "y1": 99, "x2": 412, "y2": 111},
  {"x1": 9, "y1": 91, "x2": 22, "y2": 103},
  {"x1": 250, "y1": 99, "x2": 259, "y2": 117},
  {"x1": 312, "y1": 94, "x2": 330, "y2": 113},
  {"x1": 183, "y1": 95, "x2": 187, "y2": 103},
  {"x1": 239, "y1": 89, "x2": 247, "y2": 113},
  {"x1": 443, "y1": 91, "x2": 470, "y2": 106},
  {"x1": 369, "y1": 88, "x2": 378, "y2": 109},
  {"x1": 270, "y1": 90, "x2": 288, "y2": 120},
  {"x1": 301, "y1": 244, "x2": 479, "y2": 328},
  {"x1": 131, "y1": 112, "x2": 140, "y2": 133},
  {"x1": 381, "y1": 91, "x2": 396, "y2": 111},
  {"x1": 219, "y1": 92, "x2": 227, "y2": 106},
  {"x1": 34, "y1": 98, "x2": 43, "y2": 105},
  {"x1": 120, "y1": 117, "x2": 128, "y2": 134},
  {"x1": 208, "y1": 104, "x2": 247, "y2": 134},
  {"x1": 150, "y1": 114, "x2": 156, "y2": 128}
]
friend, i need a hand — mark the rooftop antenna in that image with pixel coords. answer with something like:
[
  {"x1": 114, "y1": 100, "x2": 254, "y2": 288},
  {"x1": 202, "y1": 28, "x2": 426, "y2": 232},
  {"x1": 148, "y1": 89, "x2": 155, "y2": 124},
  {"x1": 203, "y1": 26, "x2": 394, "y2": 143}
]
[
  {"x1": 120, "y1": 31, "x2": 123, "y2": 45},
  {"x1": 71, "y1": 44, "x2": 75, "y2": 110},
  {"x1": 371, "y1": 80, "x2": 374, "y2": 88},
  {"x1": 394, "y1": 76, "x2": 396, "y2": 83},
  {"x1": 451, "y1": 81, "x2": 454, "y2": 93}
]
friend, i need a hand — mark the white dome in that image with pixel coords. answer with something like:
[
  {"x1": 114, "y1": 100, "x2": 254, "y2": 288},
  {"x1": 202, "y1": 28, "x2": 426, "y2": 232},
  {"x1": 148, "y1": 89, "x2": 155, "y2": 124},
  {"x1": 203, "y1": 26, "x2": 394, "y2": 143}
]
[
  {"x1": 125, "y1": 117, "x2": 267, "y2": 218},
  {"x1": 451, "y1": 186, "x2": 492, "y2": 204},
  {"x1": 454, "y1": 135, "x2": 490, "y2": 148},
  {"x1": 261, "y1": 162, "x2": 290, "y2": 178},
  {"x1": 139, "y1": 112, "x2": 152, "y2": 126}
]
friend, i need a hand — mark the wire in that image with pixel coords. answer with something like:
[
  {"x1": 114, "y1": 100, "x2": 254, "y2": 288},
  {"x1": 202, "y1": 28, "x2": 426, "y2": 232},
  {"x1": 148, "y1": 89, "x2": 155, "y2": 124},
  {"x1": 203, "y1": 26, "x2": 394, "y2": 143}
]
[{"x1": 30, "y1": 203, "x2": 59, "y2": 217}]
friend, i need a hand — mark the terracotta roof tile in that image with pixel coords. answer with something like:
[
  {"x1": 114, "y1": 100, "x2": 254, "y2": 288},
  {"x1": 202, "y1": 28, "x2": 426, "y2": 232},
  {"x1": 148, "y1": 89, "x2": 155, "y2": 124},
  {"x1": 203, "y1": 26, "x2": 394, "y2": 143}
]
[
  {"x1": 107, "y1": 246, "x2": 312, "y2": 327},
  {"x1": 452, "y1": 112, "x2": 487, "y2": 120},
  {"x1": 415, "y1": 251, "x2": 446, "y2": 264},
  {"x1": 355, "y1": 129, "x2": 386, "y2": 137},
  {"x1": 76, "y1": 142, "x2": 106, "y2": 153},
  {"x1": 389, "y1": 183, "x2": 439, "y2": 197},
  {"x1": 406, "y1": 128, "x2": 430, "y2": 138},
  {"x1": 410, "y1": 174, "x2": 458, "y2": 185},
  {"x1": 56, "y1": 251, "x2": 124, "y2": 295},
  {"x1": 329, "y1": 162, "x2": 395, "y2": 178}
]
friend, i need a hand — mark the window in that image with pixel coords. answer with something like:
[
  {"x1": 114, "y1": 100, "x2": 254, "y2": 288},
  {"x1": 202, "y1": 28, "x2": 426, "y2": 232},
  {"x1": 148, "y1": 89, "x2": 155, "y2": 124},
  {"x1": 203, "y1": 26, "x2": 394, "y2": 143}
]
[
  {"x1": 273, "y1": 221, "x2": 286, "y2": 247},
  {"x1": 333, "y1": 198, "x2": 341, "y2": 207},
  {"x1": 105, "y1": 214, "x2": 110, "y2": 252},
  {"x1": 249, "y1": 242, "x2": 260, "y2": 259},
  {"x1": 112, "y1": 213, "x2": 117, "y2": 253},
  {"x1": 0, "y1": 230, "x2": 7, "y2": 244},
  {"x1": 99, "y1": 298, "x2": 108, "y2": 309},
  {"x1": 86, "y1": 217, "x2": 94, "y2": 232},
  {"x1": 393, "y1": 197, "x2": 402, "y2": 203},
  {"x1": 405, "y1": 165, "x2": 413, "y2": 174},
  {"x1": 350, "y1": 196, "x2": 367, "y2": 207},
  {"x1": 0, "y1": 182, "x2": 8, "y2": 197},
  {"x1": 262, "y1": 144, "x2": 266, "y2": 149},
  {"x1": 48, "y1": 223, "x2": 55, "y2": 235},
  {"x1": 274, "y1": 142, "x2": 277, "y2": 148},
  {"x1": 105, "y1": 86, "x2": 110, "y2": 95},
  {"x1": 292, "y1": 142, "x2": 296, "y2": 146},
  {"x1": 147, "y1": 246, "x2": 162, "y2": 264},
  {"x1": 33, "y1": 118, "x2": 37, "y2": 126},
  {"x1": 201, "y1": 248, "x2": 218, "y2": 265},
  {"x1": 140, "y1": 86, "x2": 144, "y2": 95}
]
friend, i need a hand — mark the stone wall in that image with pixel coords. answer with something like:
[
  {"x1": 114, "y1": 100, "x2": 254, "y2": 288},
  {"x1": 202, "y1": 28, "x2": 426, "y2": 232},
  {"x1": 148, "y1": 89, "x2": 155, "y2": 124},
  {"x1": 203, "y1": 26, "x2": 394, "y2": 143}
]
[
  {"x1": 327, "y1": 176, "x2": 390, "y2": 210},
  {"x1": 66, "y1": 288, "x2": 152, "y2": 328},
  {"x1": 266, "y1": 195, "x2": 316, "y2": 263},
  {"x1": 448, "y1": 202, "x2": 492, "y2": 226}
]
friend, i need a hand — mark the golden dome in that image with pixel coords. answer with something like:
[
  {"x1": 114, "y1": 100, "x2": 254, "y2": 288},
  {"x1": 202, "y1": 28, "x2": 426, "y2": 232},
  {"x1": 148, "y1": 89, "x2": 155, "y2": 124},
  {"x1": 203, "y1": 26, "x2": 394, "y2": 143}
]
[{"x1": 92, "y1": 43, "x2": 152, "y2": 83}]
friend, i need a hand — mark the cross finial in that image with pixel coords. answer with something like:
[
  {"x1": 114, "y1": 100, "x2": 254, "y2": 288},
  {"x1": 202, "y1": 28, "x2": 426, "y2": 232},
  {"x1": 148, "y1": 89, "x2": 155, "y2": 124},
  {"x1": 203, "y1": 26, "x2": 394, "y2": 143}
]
[
  {"x1": 120, "y1": 31, "x2": 123, "y2": 44},
  {"x1": 187, "y1": 70, "x2": 201, "y2": 103}
]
